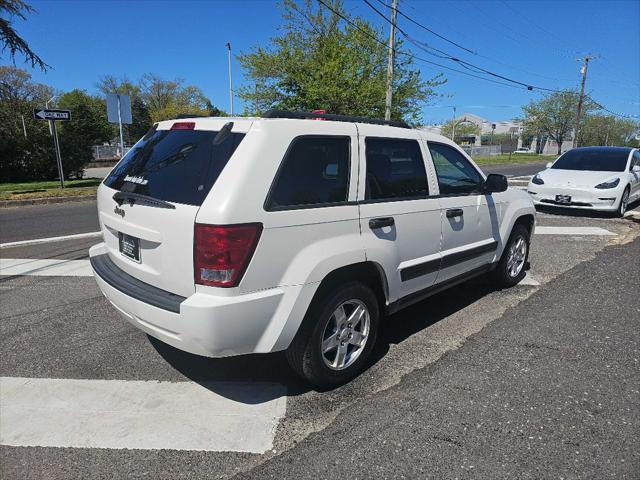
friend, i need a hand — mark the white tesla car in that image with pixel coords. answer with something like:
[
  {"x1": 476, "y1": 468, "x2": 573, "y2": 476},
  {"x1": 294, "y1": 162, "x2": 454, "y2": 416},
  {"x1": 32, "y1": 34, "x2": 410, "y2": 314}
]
[{"x1": 527, "y1": 146, "x2": 640, "y2": 216}]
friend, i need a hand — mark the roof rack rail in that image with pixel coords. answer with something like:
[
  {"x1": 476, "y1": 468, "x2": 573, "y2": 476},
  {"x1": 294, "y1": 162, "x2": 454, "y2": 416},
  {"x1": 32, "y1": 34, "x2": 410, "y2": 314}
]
[
  {"x1": 175, "y1": 113, "x2": 210, "y2": 119},
  {"x1": 261, "y1": 109, "x2": 411, "y2": 129}
]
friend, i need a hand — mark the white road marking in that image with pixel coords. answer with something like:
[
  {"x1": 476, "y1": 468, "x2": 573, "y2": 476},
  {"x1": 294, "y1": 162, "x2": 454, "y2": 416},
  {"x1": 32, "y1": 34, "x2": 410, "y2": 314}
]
[
  {"x1": 1, "y1": 258, "x2": 93, "y2": 277},
  {"x1": 509, "y1": 175, "x2": 533, "y2": 181},
  {"x1": 0, "y1": 377, "x2": 286, "y2": 453},
  {"x1": 0, "y1": 231, "x2": 102, "y2": 249},
  {"x1": 534, "y1": 226, "x2": 616, "y2": 236},
  {"x1": 519, "y1": 273, "x2": 540, "y2": 286}
]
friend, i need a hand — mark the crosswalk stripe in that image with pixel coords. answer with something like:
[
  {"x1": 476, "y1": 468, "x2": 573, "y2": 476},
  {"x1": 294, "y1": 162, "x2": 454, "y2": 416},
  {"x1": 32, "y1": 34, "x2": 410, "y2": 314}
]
[
  {"x1": 1, "y1": 258, "x2": 93, "y2": 277},
  {"x1": 0, "y1": 231, "x2": 102, "y2": 249},
  {"x1": 0, "y1": 377, "x2": 286, "y2": 453},
  {"x1": 534, "y1": 226, "x2": 616, "y2": 236}
]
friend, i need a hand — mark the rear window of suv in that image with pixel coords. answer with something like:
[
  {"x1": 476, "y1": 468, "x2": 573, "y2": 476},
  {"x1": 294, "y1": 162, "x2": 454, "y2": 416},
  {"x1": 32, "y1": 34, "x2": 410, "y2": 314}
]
[{"x1": 104, "y1": 127, "x2": 245, "y2": 206}]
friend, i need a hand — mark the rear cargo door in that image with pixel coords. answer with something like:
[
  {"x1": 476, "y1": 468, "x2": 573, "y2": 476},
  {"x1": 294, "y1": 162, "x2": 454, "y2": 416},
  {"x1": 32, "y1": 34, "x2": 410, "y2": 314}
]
[{"x1": 98, "y1": 120, "x2": 249, "y2": 297}]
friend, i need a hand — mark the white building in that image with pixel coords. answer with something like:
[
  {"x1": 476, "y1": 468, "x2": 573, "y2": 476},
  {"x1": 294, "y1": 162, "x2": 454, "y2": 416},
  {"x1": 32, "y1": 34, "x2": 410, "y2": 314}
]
[{"x1": 421, "y1": 113, "x2": 523, "y2": 147}]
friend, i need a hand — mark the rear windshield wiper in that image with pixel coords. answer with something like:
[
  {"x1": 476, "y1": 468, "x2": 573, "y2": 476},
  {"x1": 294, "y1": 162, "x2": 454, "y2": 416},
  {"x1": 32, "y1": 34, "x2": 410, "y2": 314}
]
[{"x1": 112, "y1": 191, "x2": 176, "y2": 209}]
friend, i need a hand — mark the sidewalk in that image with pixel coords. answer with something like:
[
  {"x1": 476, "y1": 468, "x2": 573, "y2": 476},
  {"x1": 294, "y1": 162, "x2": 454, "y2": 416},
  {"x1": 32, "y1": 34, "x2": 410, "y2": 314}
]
[{"x1": 238, "y1": 238, "x2": 640, "y2": 479}]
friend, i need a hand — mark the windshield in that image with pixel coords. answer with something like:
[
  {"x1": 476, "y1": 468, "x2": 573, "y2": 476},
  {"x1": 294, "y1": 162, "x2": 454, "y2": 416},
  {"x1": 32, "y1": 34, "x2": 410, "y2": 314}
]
[
  {"x1": 104, "y1": 128, "x2": 245, "y2": 206},
  {"x1": 551, "y1": 148, "x2": 630, "y2": 172}
]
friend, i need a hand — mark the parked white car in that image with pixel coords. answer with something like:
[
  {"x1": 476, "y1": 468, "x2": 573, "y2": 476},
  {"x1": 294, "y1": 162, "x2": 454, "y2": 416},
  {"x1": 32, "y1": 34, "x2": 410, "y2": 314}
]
[
  {"x1": 90, "y1": 111, "x2": 535, "y2": 387},
  {"x1": 513, "y1": 147, "x2": 533, "y2": 154},
  {"x1": 528, "y1": 146, "x2": 640, "y2": 216}
]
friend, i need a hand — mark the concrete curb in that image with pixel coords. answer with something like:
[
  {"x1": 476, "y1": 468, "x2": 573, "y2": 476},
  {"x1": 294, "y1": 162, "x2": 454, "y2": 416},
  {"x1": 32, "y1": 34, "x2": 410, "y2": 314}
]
[{"x1": 0, "y1": 195, "x2": 96, "y2": 209}]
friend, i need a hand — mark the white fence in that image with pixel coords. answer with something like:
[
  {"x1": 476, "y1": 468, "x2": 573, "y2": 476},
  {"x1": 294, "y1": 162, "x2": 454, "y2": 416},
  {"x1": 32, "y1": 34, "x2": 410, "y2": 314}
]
[
  {"x1": 92, "y1": 145, "x2": 132, "y2": 161},
  {"x1": 461, "y1": 145, "x2": 502, "y2": 157}
]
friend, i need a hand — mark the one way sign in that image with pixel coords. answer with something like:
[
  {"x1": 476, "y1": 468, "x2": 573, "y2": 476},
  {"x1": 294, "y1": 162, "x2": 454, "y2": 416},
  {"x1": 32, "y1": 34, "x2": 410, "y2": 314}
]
[{"x1": 33, "y1": 109, "x2": 71, "y2": 121}]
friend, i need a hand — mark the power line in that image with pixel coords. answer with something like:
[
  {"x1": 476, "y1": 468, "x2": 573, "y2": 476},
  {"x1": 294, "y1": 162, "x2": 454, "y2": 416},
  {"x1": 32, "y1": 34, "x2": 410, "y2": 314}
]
[
  {"x1": 316, "y1": 0, "x2": 531, "y2": 90},
  {"x1": 362, "y1": 0, "x2": 562, "y2": 92},
  {"x1": 370, "y1": 0, "x2": 477, "y2": 56},
  {"x1": 587, "y1": 96, "x2": 640, "y2": 119},
  {"x1": 390, "y1": 0, "x2": 576, "y2": 84}
]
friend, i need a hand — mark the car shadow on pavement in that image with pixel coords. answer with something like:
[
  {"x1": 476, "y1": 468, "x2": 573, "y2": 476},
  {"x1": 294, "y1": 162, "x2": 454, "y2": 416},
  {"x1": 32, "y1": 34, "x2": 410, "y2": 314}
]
[
  {"x1": 150, "y1": 276, "x2": 498, "y2": 402},
  {"x1": 149, "y1": 336, "x2": 311, "y2": 400},
  {"x1": 371, "y1": 278, "x2": 495, "y2": 364}
]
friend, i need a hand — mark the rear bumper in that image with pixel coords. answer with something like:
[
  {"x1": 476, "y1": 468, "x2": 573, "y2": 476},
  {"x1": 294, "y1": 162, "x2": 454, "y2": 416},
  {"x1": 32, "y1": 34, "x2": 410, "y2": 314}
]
[
  {"x1": 89, "y1": 243, "x2": 294, "y2": 358},
  {"x1": 527, "y1": 184, "x2": 621, "y2": 211}
]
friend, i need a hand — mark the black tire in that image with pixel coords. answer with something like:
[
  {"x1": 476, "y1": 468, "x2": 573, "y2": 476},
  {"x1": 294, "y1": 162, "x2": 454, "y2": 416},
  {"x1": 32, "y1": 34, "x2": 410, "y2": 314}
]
[
  {"x1": 491, "y1": 224, "x2": 530, "y2": 288},
  {"x1": 615, "y1": 186, "x2": 630, "y2": 218},
  {"x1": 286, "y1": 282, "x2": 380, "y2": 389}
]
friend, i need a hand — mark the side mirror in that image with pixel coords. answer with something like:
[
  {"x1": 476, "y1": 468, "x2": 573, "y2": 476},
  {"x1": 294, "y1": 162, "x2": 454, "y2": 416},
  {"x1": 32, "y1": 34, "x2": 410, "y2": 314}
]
[
  {"x1": 483, "y1": 173, "x2": 508, "y2": 193},
  {"x1": 546, "y1": 162, "x2": 553, "y2": 169},
  {"x1": 632, "y1": 165, "x2": 640, "y2": 173}
]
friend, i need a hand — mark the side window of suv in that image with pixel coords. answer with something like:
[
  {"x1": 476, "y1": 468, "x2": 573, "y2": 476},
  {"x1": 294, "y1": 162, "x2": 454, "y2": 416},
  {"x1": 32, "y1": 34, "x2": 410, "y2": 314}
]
[
  {"x1": 266, "y1": 136, "x2": 350, "y2": 210},
  {"x1": 428, "y1": 142, "x2": 483, "y2": 195},
  {"x1": 365, "y1": 137, "x2": 428, "y2": 200}
]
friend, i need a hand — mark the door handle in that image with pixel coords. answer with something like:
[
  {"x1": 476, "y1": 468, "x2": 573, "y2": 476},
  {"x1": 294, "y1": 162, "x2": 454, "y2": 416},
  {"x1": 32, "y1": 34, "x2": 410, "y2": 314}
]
[
  {"x1": 446, "y1": 208, "x2": 464, "y2": 218},
  {"x1": 369, "y1": 217, "x2": 395, "y2": 229}
]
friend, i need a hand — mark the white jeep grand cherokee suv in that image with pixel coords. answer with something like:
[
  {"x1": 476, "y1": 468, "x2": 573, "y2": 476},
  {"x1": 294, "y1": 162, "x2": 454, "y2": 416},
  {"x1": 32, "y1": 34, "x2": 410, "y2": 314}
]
[{"x1": 90, "y1": 110, "x2": 535, "y2": 387}]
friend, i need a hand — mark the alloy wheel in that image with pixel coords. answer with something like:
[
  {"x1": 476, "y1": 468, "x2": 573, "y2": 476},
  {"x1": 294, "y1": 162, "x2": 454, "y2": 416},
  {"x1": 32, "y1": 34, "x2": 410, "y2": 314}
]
[
  {"x1": 321, "y1": 299, "x2": 370, "y2": 370},
  {"x1": 506, "y1": 236, "x2": 527, "y2": 278}
]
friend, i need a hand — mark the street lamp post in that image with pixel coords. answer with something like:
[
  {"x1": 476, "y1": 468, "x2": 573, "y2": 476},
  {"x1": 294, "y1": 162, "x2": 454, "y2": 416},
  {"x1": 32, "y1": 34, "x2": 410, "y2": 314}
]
[{"x1": 226, "y1": 42, "x2": 233, "y2": 115}]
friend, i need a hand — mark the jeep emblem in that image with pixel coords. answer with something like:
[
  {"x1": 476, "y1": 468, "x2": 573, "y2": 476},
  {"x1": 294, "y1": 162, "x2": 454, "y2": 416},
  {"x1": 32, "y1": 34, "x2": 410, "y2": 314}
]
[{"x1": 114, "y1": 205, "x2": 125, "y2": 218}]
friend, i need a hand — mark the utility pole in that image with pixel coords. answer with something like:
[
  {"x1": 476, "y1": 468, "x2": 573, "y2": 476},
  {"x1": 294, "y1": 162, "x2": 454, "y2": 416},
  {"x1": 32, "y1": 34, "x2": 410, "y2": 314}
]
[
  {"x1": 573, "y1": 55, "x2": 595, "y2": 148},
  {"x1": 226, "y1": 42, "x2": 234, "y2": 115},
  {"x1": 450, "y1": 106, "x2": 457, "y2": 140},
  {"x1": 384, "y1": 0, "x2": 398, "y2": 121}
]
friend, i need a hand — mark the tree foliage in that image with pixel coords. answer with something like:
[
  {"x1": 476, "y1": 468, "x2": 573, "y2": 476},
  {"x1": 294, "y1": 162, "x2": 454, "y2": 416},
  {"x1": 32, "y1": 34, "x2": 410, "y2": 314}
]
[
  {"x1": 440, "y1": 118, "x2": 481, "y2": 141},
  {"x1": 0, "y1": 66, "x2": 54, "y2": 181},
  {"x1": 0, "y1": 0, "x2": 48, "y2": 70},
  {"x1": 237, "y1": 0, "x2": 445, "y2": 123},
  {"x1": 57, "y1": 89, "x2": 112, "y2": 179},
  {"x1": 579, "y1": 114, "x2": 640, "y2": 147},
  {"x1": 520, "y1": 90, "x2": 596, "y2": 154}
]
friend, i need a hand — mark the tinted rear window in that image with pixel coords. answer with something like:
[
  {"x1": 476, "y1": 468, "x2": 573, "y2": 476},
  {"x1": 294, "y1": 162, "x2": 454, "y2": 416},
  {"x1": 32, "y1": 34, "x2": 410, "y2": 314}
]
[
  {"x1": 552, "y1": 148, "x2": 630, "y2": 172},
  {"x1": 104, "y1": 128, "x2": 245, "y2": 206}
]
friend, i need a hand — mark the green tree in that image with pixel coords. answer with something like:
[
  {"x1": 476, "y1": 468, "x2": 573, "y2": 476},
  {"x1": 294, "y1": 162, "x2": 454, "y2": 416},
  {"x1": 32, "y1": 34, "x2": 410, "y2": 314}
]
[
  {"x1": 138, "y1": 74, "x2": 213, "y2": 122},
  {"x1": 521, "y1": 90, "x2": 595, "y2": 155},
  {"x1": 0, "y1": 0, "x2": 48, "y2": 70},
  {"x1": 57, "y1": 89, "x2": 112, "y2": 178},
  {"x1": 237, "y1": 0, "x2": 445, "y2": 123},
  {"x1": 579, "y1": 114, "x2": 640, "y2": 147},
  {"x1": 440, "y1": 118, "x2": 481, "y2": 142},
  {"x1": 0, "y1": 66, "x2": 54, "y2": 181}
]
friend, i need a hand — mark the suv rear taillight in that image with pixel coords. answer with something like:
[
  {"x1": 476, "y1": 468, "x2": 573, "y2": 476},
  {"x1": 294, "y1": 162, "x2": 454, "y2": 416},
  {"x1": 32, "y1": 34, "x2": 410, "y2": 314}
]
[{"x1": 194, "y1": 223, "x2": 262, "y2": 288}]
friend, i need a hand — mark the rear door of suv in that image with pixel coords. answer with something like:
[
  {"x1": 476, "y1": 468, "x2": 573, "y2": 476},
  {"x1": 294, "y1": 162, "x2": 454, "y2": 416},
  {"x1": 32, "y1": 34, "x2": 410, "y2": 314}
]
[
  {"x1": 357, "y1": 125, "x2": 442, "y2": 303},
  {"x1": 97, "y1": 119, "x2": 250, "y2": 298}
]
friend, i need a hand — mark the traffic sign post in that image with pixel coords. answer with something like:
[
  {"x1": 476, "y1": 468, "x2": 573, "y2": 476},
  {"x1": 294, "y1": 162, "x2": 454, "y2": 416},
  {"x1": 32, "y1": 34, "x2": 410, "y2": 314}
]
[
  {"x1": 106, "y1": 94, "x2": 131, "y2": 159},
  {"x1": 33, "y1": 109, "x2": 71, "y2": 189}
]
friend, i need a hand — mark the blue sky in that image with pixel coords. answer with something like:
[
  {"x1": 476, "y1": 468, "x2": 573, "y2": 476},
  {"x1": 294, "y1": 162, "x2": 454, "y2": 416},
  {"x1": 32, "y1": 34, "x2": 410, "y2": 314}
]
[{"x1": 11, "y1": 0, "x2": 640, "y2": 124}]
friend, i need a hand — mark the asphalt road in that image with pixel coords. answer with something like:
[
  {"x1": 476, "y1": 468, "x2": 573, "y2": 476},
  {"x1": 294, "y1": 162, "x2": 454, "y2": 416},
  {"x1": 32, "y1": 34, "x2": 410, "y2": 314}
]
[
  {"x1": 0, "y1": 201, "x2": 99, "y2": 244},
  {"x1": 1, "y1": 161, "x2": 547, "y2": 244},
  {"x1": 2, "y1": 202, "x2": 639, "y2": 479},
  {"x1": 238, "y1": 237, "x2": 640, "y2": 479}
]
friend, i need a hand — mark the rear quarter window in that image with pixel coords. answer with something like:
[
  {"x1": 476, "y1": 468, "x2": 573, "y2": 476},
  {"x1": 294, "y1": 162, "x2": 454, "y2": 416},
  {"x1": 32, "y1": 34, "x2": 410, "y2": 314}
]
[
  {"x1": 266, "y1": 136, "x2": 351, "y2": 210},
  {"x1": 104, "y1": 128, "x2": 245, "y2": 206}
]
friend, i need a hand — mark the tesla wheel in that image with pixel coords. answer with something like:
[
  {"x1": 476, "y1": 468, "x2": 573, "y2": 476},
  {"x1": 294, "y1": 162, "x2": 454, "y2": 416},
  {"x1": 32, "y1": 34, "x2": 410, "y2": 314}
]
[
  {"x1": 616, "y1": 186, "x2": 630, "y2": 217},
  {"x1": 286, "y1": 282, "x2": 379, "y2": 388},
  {"x1": 492, "y1": 224, "x2": 530, "y2": 288}
]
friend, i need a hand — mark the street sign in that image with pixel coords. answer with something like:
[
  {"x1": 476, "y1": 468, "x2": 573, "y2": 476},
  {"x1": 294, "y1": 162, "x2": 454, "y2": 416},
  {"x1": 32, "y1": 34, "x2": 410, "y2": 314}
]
[
  {"x1": 106, "y1": 94, "x2": 132, "y2": 124},
  {"x1": 33, "y1": 109, "x2": 71, "y2": 121}
]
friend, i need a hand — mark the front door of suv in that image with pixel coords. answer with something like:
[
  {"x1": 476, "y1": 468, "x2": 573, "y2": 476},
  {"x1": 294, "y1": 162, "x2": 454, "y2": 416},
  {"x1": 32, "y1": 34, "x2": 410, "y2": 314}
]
[
  {"x1": 357, "y1": 126, "x2": 441, "y2": 302},
  {"x1": 426, "y1": 142, "x2": 500, "y2": 283}
]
